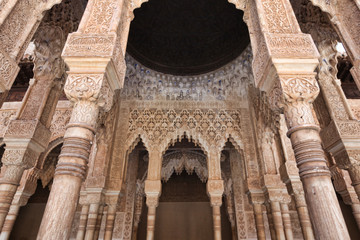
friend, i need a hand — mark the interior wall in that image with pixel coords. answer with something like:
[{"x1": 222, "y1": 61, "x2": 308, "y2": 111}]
[{"x1": 155, "y1": 202, "x2": 214, "y2": 240}]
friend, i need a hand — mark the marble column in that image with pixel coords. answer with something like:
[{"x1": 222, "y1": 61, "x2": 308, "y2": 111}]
[
  {"x1": 248, "y1": 191, "x2": 266, "y2": 240},
  {"x1": 84, "y1": 203, "x2": 100, "y2": 240},
  {"x1": 331, "y1": 165, "x2": 360, "y2": 230},
  {"x1": 280, "y1": 202, "x2": 294, "y2": 240},
  {"x1": 93, "y1": 204, "x2": 104, "y2": 240},
  {"x1": 76, "y1": 204, "x2": 90, "y2": 240},
  {"x1": 253, "y1": 203, "x2": 266, "y2": 240},
  {"x1": 268, "y1": 201, "x2": 286, "y2": 240},
  {"x1": 0, "y1": 26, "x2": 65, "y2": 230},
  {"x1": 207, "y1": 179, "x2": 224, "y2": 240},
  {"x1": 265, "y1": 203, "x2": 276, "y2": 240},
  {"x1": 104, "y1": 204, "x2": 116, "y2": 240},
  {"x1": 36, "y1": 0, "x2": 128, "y2": 234},
  {"x1": 144, "y1": 180, "x2": 161, "y2": 240},
  {"x1": 37, "y1": 73, "x2": 116, "y2": 239},
  {"x1": 0, "y1": 168, "x2": 39, "y2": 240},
  {"x1": 278, "y1": 115, "x2": 315, "y2": 240},
  {"x1": 282, "y1": 79, "x2": 350, "y2": 239},
  {"x1": 0, "y1": 204, "x2": 20, "y2": 240},
  {"x1": 247, "y1": 0, "x2": 350, "y2": 238}
]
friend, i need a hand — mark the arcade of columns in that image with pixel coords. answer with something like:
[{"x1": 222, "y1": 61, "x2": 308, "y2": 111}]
[{"x1": 0, "y1": 0, "x2": 360, "y2": 239}]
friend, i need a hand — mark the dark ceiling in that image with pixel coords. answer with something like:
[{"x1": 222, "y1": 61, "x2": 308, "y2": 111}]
[{"x1": 127, "y1": 0, "x2": 250, "y2": 75}]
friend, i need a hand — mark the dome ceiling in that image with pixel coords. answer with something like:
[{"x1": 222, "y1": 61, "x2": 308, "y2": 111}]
[{"x1": 127, "y1": 0, "x2": 250, "y2": 75}]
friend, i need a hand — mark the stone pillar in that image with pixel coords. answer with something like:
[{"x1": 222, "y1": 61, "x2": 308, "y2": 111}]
[
  {"x1": 265, "y1": 202, "x2": 276, "y2": 240},
  {"x1": 144, "y1": 180, "x2": 161, "y2": 240},
  {"x1": 351, "y1": 203, "x2": 360, "y2": 230},
  {"x1": 248, "y1": 190, "x2": 266, "y2": 240},
  {"x1": 0, "y1": 0, "x2": 64, "y2": 107},
  {"x1": 0, "y1": 168, "x2": 39, "y2": 240},
  {"x1": 309, "y1": 0, "x2": 360, "y2": 89},
  {"x1": 36, "y1": 0, "x2": 128, "y2": 235},
  {"x1": 84, "y1": 203, "x2": 100, "y2": 240},
  {"x1": 280, "y1": 202, "x2": 293, "y2": 240},
  {"x1": 331, "y1": 165, "x2": 360, "y2": 229},
  {"x1": 103, "y1": 190, "x2": 120, "y2": 240},
  {"x1": 278, "y1": 114, "x2": 315, "y2": 240},
  {"x1": 93, "y1": 204, "x2": 104, "y2": 240},
  {"x1": 247, "y1": 0, "x2": 350, "y2": 238},
  {"x1": 253, "y1": 204, "x2": 266, "y2": 240},
  {"x1": 268, "y1": 201, "x2": 286, "y2": 240},
  {"x1": 0, "y1": 26, "x2": 65, "y2": 230},
  {"x1": 315, "y1": 39, "x2": 360, "y2": 202},
  {"x1": 207, "y1": 179, "x2": 224, "y2": 240},
  {"x1": 76, "y1": 204, "x2": 90, "y2": 240},
  {"x1": 292, "y1": 185, "x2": 315, "y2": 240},
  {"x1": 132, "y1": 182, "x2": 145, "y2": 240},
  {"x1": 104, "y1": 204, "x2": 117, "y2": 240},
  {"x1": 0, "y1": 204, "x2": 20, "y2": 240}
]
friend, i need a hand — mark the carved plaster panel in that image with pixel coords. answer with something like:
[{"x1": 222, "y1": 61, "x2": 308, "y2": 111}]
[{"x1": 122, "y1": 47, "x2": 253, "y2": 103}]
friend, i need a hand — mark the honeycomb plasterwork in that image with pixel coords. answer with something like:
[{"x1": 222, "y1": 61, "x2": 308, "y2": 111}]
[{"x1": 122, "y1": 46, "x2": 253, "y2": 104}]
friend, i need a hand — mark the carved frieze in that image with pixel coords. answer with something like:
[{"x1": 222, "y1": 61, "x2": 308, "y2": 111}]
[
  {"x1": 0, "y1": 48, "x2": 19, "y2": 91},
  {"x1": 62, "y1": 33, "x2": 116, "y2": 57},
  {"x1": 122, "y1": 47, "x2": 253, "y2": 102},
  {"x1": 126, "y1": 108, "x2": 244, "y2": 153}
]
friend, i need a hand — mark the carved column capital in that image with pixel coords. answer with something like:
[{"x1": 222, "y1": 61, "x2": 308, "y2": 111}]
[
  {"x1": 247, "y1": 189, "x2": 265, "y2": 205},
  {"x1": 144, "y1": 179, "x2": 161, "y2": 208},
  {"x1": 207, "y1": 179, "x2": 224, "y2": 207}
]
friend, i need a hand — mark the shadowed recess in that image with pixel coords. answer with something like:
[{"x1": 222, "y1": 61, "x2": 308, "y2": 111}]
[{"x1": 127, "y1": 0, "x2": 250, "y2": 75}]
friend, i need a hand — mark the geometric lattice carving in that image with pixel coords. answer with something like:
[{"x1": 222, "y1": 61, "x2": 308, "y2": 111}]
[
  {"x1": 127, "y1": 108, "x2": 243, "y2": 152},
  {"x1": 161, "y1": 151, "x2": 208, "y2": 182}
]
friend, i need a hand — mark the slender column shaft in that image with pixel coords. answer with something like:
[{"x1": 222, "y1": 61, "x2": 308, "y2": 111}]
[
  {"x1": 296, "y1": 205, "x2": 314, "y2": 240},
  {"x1": 93, "y1": 204, "x2": 104, "y2": 240},
  {"x1": 212, "y1": 205, "x2": 222, "y2": 240},
  {"x1": 0, "y1": 204, "x2": 20, "y2": 240},
  {"x1": 146, "y1": 206, "x2": 156, "y2": 240},
  {"x1": 265, "y1": 204, "x2": 276, "y2": 240},
  {"x1": 144, "y1": 180, "x2": 161, "y2": 240},
  {"x1": 84, "y1": 203, "x2": 100, "y2": 240},
  {"x1": 0, "y1": 166, "x2": 24, "y2": 230},
  {"x1": 270, "y1": 201, "x2": 286, "y2": 240},
  {"x1": 280, "y1": 203, "x2": 293, "y2": 240},
  {"x1": 351, "y1": 203, "x2": 360, "y2": 230},
  {"x1": 76, "y1": 204, "x2": 90, "y2": 240},
  {"x1": 291, "y1": 188, "x2": 315, "y2": 240},
  {"x1": 347, "y1": 165, "x2": 360, "y2": 201},
  {"x1": 104, "y1": 205, "x2": 116, "y2": 240},
  {"x1": 253, "y1": 203, "x2": 266, "y2": 240}
]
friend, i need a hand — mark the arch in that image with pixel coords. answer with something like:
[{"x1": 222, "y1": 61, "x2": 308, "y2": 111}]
[
  {"x1": 36, "y1": 137, "x2": 63, "y2": 170},
  {"x1": 161, "y1": 150, "x2": 208, "y2": 182}
]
